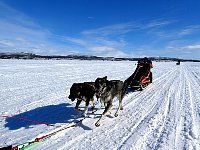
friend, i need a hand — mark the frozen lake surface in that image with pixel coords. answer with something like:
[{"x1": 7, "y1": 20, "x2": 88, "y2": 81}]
[{"x1": 0, "y1": 60, "x2": 200, "y2": 150}]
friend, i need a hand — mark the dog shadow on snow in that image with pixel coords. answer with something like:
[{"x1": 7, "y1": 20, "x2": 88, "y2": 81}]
[{"x1": 4, "y1": 103, "x2": 92, "y2": 130}]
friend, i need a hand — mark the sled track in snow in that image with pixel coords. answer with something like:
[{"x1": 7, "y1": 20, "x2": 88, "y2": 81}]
[
  {"x1": 117, "y1": 64, "x2": 200, "y2": 150},
  {"x1": 117, "y1": 66, "x2": 179, "y2": 149}
]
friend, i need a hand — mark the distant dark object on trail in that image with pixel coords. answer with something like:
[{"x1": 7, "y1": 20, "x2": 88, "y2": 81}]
[{"x1": 176, "y1": 60, "x2": 181, "y2": 65}]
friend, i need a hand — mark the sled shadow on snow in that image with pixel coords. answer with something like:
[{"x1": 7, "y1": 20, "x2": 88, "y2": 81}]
[
  {"x1": 4, "y1": 103, "x2": 91, "y2": 130},
  {"x1": 126, "y1": 87, "x2": 143, "y2": 93}
]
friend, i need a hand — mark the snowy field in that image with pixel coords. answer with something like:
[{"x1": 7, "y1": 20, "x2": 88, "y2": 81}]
[{"x1": 0, "y1": 60, "x2": 200, "y2": 150}]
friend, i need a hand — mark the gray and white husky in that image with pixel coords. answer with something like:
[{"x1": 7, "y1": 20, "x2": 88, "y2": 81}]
[{"x1": 94, "y1": 76, "x2": 124, "y2": 127}]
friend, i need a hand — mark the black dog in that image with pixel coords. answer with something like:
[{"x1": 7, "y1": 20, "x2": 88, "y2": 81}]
[
  {"x1": 94, "y1": 76, "x2": 124, "y2": 127},
  {"x1": 68, "y1": 82, "x2": 96, "y2": 117}
]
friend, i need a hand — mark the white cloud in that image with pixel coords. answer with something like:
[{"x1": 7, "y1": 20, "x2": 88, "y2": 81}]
[
  {"x1": 87, "y1": 17, "x2": 94, "y2": 19},
  {"x1": 146, "y1": 20, "x2": 172, "y2": 28},
  {"x1": 89, "y1": 46, "x2": 129, "y2": 57},
  {"x1": 178, "y1": 25, "x2": 200, "y2": 36},
  {"x1": 92, "y1": 37, "x2": 127, "y2": 48},
  {"x1": 0, "y1": 1, "x2": 75, "y2": 55},
  {"x1": 82, "y1": 19, "x2": 173, "y2": 36},
  {"x1": 0, "y1": 40, "x2": 15, "y2": 47},
  {"x1": 150, "y1": 24, "x2": 200, "y2": 39},
  {"x1": 164, "y1": 42, "x2": 200, "y2": 58},
  {"x1": 64, "y1": 36, "x2": 87, "y2": 46},
  {"x1": 0, "y1": 2, "x2": 40, "y2": 29},
  {"x1": 82, "y1": 22, "x2": 140, "y2": 36},
  {"x1": 182, "y1": 44, "x2": 200, "y2": 50},
  {"x1": 80, "y1": 19, "x2": 174, "y2": 57},
  {"x1": 1, "y1": 1, "x2": 199, "y2": 59}
]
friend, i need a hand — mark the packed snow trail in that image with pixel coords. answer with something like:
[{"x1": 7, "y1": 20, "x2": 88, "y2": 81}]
[{"x1": 0, "y1": 60, "x2": 200, "y2": 150}]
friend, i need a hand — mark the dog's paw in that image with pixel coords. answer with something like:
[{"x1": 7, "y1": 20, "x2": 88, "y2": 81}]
[
  {"x1": 95, "y1": 122, "x2": 100, "y2": 127},
  {"x1": 91, "y1": 106, "x2": 95, "y2": 111},
  {"x1": 75, "y1": 108, "x2": 82, "y2": 112},
  {"x1": 75, "y1": 107, "x2": 81, "y2": 112},
  {"x1": 114, "y1": 113, "x2": 118, "y2": 117},
  {"x1": 83, "y1": 113, "x2": 88, "y2": 118}
]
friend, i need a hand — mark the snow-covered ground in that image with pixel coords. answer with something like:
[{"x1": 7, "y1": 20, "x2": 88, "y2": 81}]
[{"x1": 0, "y1": 60, "x2": 200, "y2": 150}]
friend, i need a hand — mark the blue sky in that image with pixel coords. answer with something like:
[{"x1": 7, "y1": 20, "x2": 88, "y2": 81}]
[{"x1": 0, "y1": 0, "x2": 200, "y2": 59}]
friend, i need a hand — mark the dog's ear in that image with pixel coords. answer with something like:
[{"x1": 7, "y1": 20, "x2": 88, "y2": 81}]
[{"x1": 104, "y1": 76, "x2": 107, "y2": 80}]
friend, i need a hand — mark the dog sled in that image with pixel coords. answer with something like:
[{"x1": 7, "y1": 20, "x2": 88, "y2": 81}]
[{"x1": 123, "y1": 57, "x2": 153, "y2": 93}]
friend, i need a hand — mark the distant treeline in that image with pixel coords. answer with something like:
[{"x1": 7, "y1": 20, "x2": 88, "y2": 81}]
[{"x1": 0, "y1": 52, "x2": 199, "y2": 62}]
